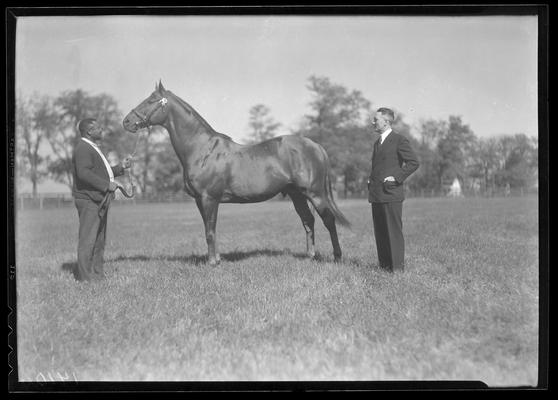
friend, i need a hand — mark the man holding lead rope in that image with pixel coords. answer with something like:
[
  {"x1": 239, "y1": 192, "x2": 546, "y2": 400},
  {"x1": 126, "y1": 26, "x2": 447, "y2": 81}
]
[{"x1": 71, "y1": 118, "x2": 132, "y2": 282}]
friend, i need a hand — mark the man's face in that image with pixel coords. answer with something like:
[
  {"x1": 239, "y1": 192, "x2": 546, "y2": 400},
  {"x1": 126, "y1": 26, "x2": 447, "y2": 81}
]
[
  {"x1": 87, "y1": 121, "x2": 104, "y2": 141},
  {"x1": 371, "y1": 112, "x2": 389, "y2": 134}
]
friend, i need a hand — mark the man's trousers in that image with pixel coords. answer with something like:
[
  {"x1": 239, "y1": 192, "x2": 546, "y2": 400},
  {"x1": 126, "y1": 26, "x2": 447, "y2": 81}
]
[
  {"x1": 371, "y1": 201, "x2": 405, "y2": 272},
  {"x1": 75, "y1": 198, "x2": 108, "y2": 281}
]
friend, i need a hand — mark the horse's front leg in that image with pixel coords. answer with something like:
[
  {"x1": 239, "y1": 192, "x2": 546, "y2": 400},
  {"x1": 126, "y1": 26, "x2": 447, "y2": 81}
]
[{"x1": 197, "y1": 196, "x2": 220, "y2": 266}]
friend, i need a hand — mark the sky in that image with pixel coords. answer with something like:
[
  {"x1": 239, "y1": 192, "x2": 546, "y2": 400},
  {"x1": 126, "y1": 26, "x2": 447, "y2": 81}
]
[{"x1": 16, "y1": 14, "x2": 539, "y2": 143}]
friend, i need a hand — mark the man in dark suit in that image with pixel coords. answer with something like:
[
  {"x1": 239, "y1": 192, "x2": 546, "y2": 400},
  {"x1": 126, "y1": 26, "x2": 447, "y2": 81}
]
[
  {"x1": 368, "y1": 108, "x2": 419, "y2": 272},
  {"x1": 72, "y1": 118, "x2": 131, "y2": 281}
]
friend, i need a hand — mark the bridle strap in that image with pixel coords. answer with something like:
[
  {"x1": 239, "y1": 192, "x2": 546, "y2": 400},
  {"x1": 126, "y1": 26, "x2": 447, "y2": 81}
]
[
  {"x1": 120, "y1": 97, "x2": 168, "y2": 199},
  {"x1": 131, "y1": 97, "x2": 168, "y2": 128}
]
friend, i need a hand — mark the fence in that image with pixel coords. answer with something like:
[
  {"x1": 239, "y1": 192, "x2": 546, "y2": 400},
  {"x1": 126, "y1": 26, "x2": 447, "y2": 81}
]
[
  {"x1": 338, "y1": 185, "x2": 538, "y2": 200},
  {"x1": 15, "y1": 186, "x2": 538, "y2": 211},
  {"x1": 15, "y1": 192, "x2": 195, "y2": 210},
  {"x1": 17, "y1": 193, "x2": 75, "y2": 210}
]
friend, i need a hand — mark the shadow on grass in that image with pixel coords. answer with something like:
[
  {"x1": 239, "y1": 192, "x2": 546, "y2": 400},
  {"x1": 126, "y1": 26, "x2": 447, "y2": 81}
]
[
  {"x1": 60, "y1": 250, "x2": 366, "y2": 273},
  {"x1": 106, "y1": 248, "x2": 332, "y2": 264},
  {"x1": 344, "y1": 257, "x2": 407, "y2": 274}
]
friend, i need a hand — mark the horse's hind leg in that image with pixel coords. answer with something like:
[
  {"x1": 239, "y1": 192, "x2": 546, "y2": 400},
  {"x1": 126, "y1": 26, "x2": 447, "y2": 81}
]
[
  {"x1": 307, "y1": 196, "x2": 342, "y2": 262},
  {"x1": 196, "y1": 196, "x2": 220, "y2": 266},
  {"x1": 288, "y1": 190, "x2": 316, "y2": 258}
]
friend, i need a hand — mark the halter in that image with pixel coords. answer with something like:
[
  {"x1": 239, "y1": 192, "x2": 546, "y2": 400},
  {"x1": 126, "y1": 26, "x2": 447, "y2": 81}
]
[
  {"x1": 116, "y1": 96, "x2": 169, "y2": 198},
  {"x1": 131, "y1": 97, "x2": 168, "y2": 130}
]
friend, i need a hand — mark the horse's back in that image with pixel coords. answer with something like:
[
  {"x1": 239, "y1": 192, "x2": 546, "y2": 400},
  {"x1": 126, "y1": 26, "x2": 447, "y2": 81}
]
[
  {"x1": 225, "y1": 135, "x2": 328, "y2": 195},
  {"x1": 276, "y1": 134, "x2": 323, "y2": 149},
  {"x1": 263, "y1": 135, "x2": 327, "y2": 162},
  {"x1": 282, "y1": 135, "x2": 329, "y2": 166}
]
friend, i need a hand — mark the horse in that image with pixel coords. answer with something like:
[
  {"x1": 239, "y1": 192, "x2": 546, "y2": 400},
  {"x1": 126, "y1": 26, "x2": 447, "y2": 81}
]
[{"x1": 123, "y1": 81, "x2": 351, "y2": 266}]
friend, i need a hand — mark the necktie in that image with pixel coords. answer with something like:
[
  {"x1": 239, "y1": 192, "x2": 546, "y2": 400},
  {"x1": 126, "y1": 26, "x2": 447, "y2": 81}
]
[{"x1": 372, "y1": 139, "x2": 380, "y2": 165}]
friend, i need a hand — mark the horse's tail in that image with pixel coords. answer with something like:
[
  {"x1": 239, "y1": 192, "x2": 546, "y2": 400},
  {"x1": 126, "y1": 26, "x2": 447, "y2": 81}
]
[
  {"x1": 316, "y1": 146, "x2": 351, "y2": 229},
  {"x1": 324, "y1": 169, "x2": 352, "y2": 228}
]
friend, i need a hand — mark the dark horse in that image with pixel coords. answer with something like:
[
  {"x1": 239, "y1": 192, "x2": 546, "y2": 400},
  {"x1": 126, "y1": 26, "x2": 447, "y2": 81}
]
[{"x1": 123, "y1": 82, "x2": 350, "y2": 265}]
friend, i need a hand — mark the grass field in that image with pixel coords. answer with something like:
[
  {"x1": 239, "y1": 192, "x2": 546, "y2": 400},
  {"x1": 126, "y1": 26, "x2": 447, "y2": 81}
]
[{"x1": 13, "y1": 196, "x2": 540, "y2": 386}]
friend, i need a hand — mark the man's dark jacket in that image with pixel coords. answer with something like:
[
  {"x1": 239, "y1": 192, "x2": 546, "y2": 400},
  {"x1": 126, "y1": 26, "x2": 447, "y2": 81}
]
[
  {"x1": 368, "y1": 131, "x2": 419, "y2": 203},
  {"x1": 72, "y1": 139, "x2": 124, "y2": 203}
]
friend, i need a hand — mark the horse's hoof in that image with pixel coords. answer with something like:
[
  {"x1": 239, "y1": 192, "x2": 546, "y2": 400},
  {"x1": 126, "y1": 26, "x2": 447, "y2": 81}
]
[
  {"x1": 333, "y1": 255, "x2": 342, "y2": 263},
  {"x1": 209, "y1": 258, "x2": 220, "y2": 267}
]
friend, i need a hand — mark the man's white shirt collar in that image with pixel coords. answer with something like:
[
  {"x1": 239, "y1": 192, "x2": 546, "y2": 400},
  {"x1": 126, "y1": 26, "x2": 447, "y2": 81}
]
[
  {"x1": 81, "y1": 138, "x2": 114, "y2": 181},
  {"x1": 380, "y1": 128, "x2": 392, "y2": 144},
  {"x1": 81, "y1": 137, "x2": 99, "y2": 149}
]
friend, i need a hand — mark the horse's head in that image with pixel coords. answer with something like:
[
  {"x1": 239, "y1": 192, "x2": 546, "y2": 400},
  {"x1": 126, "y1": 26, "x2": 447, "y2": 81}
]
[{"x1": 123, "y1": 81, "x2": 171, "y2": 132}]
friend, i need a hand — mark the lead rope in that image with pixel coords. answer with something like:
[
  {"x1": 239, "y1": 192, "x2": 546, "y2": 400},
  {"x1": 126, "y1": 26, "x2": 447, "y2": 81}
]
[
  {"x1": 99, "y1": 128, "x2": 147, "y2": 216},
  {"x1": 116, "y1": 97, "x2": 165, "y2": 199},
  {"x1": 117, "y1": 127, "x2": 147, "y2": 199}
]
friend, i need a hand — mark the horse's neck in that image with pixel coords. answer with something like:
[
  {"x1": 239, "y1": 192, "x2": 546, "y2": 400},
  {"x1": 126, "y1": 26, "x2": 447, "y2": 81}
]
[{"x1": 163, "y1": 103, "x2": 236, "y2": 167}]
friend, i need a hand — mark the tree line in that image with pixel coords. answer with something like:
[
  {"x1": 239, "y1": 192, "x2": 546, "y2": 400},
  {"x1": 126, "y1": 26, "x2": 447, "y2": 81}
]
[{"x1": 16, "y1": 76, "x2": 538, "y2": 199}]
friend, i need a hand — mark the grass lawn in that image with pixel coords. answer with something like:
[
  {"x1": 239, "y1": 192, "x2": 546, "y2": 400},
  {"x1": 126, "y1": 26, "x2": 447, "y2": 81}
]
[{"x1": 13, "y1": 196, "x2": 540, "y2": 386}]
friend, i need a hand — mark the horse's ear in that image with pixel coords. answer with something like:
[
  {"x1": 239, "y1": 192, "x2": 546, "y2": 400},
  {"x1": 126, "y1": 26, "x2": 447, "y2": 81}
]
[{"x1": 158, "y1": 80, "x2": 166, "y2": 92}]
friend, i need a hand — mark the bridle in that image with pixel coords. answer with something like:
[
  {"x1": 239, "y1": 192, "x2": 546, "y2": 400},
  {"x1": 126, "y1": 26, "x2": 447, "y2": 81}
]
[
  {"x1": 117, "y1": 96, "x2": 169, "y2": 199},
  {"x1": 131, "y1": 97, "x2": 168, "y2": 130},
  {"x1": 99, "y1": 96, "x2": 169, "y2": 215}
]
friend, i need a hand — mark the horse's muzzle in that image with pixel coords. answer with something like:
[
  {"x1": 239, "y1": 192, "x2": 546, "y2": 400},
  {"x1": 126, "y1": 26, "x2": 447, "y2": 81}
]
[{"x1": 122, "y1": 117, "x2": 143, "y2": 133}]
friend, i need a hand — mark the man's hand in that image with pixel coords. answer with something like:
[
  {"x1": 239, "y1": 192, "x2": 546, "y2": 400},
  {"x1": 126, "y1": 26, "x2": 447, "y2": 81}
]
[
  {"x1": 122, "y1": 156, "x2": 133, "y2": 169},
  {"x1": 383, "y1": 176, "x2": 396, "y2": 182},
  {"x1": 108, "y1": 182, "x2": 119, "y2": 192}
]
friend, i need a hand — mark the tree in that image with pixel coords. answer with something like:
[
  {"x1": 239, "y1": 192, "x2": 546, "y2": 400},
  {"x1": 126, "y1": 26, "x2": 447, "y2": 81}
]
[
  {"x1": 298, "y1": 75, "x2": 372, "y2": 197},
  {"x1": 391, "y1": 112, "x2": 413, "y2": 140},
  {"x1": 417, "y1": 118, "x2": 447, "y2": 149},
  {"x1": 413, "y1": 116, "x2": 478, "y2": 194},
  {"x1": 345, "y1": 129, "x2": 372, "y2": 197},
  {"x1": 469, "y1": 137, "x2": 500, "y2": 195},
  {"x1": 412, "y1": 117, "x2": 537, "y2": 196},
  {"x1": 243, "y1": 104, "x2": 281, "y2": 144},
  {"x1": 129, "y1": 126, "x2": 168, "y2": 196},
  {"x1": 304, "y1": 75, "x2": 371, "y2": 138},
  {"x1": 494, "y1": 133, "x2": 538, "y2": 190},
  {"x1": 412, "y1": 144, "x2": 441, "y2": 194},
  {"x1": 16, "y1": 94, "x2": 53, "y2": 198},
  {"x1": 435, "y1": 115, "x2": 477, "y2": 188},
  {"x1": 326, "y1": 126, "x2": 371, "y2": 198}
]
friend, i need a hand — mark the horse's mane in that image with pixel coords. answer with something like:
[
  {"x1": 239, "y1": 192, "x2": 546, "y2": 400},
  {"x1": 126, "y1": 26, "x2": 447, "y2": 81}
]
[{"x1": 167, "y1": 91, "x2": 234, "y2": 142}]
